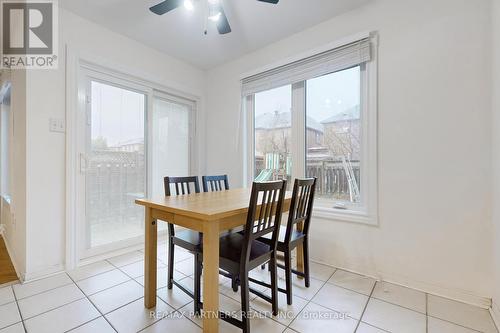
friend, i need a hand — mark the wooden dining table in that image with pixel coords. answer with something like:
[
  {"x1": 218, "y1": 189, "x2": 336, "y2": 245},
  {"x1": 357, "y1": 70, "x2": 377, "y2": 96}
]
[{"x1": 136, "y1": 188, "x2": 303, "y2": 333}]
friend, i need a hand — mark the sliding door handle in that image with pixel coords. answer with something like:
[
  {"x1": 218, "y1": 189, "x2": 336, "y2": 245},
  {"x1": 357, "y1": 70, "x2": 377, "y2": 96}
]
[{"x1": 80, "y1": 153, "x2": 88, "y2": 174}]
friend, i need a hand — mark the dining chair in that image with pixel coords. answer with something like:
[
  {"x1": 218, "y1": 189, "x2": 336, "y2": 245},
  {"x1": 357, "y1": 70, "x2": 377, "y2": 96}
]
[
  {"x1": 202, "y1": 174, "x2": 229, "y2": 192},
  {"x1": 201, "y1": 174, "x2": 239, "y2": 291},
  {"x1": 194, "y1": 180, "x2": 287, "y2": 333},
  {"x1": 164, "y1": 176, "x2": 203, "y2": 314},
  {"x1": 259, "y1": 178, "x2": 317, "y2": 305}
]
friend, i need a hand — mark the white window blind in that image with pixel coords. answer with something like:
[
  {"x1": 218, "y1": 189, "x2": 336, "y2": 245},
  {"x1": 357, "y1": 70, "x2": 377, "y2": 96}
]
[{"x1": 241, "y1": 38, "x2": 371, "y2": 96}]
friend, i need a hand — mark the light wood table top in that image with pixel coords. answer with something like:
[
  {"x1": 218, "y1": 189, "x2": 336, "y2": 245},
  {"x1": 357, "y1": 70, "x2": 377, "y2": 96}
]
[
  {"x1": 136, "y1": 188, "x2": 293, "y2": 221},
  {"x1": 137, "y1": 187, "x2": 298, "y2": 333}
]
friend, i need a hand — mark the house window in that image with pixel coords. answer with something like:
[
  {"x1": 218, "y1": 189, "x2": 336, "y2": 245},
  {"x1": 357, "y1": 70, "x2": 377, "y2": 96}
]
[{"x1": 243, "y1": 35, "x2": 378, "y2": 224}]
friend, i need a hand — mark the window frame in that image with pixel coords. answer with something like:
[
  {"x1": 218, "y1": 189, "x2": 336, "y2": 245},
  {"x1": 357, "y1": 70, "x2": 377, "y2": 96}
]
[{"x1": 244, "y1": 34, "x2": 378, "y2": 226}]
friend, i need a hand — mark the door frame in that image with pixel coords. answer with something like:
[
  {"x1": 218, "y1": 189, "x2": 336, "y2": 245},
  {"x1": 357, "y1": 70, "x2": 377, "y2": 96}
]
[{"x1": 65, "y1": 47, "x2": 202, "y2": 268}]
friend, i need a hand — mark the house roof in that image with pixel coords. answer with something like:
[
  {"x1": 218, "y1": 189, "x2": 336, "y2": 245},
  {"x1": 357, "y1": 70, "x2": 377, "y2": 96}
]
[
  {"x1": 321, "y1": 105, "x2": 360, "y2": 124},
  {"x1": 255, "y1": 111, "x2": 323, "y2": 133}
]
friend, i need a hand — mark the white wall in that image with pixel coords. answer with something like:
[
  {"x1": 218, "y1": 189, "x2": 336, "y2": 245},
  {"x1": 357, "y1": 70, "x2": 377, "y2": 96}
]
[
  {"x1": 23, "y1": 8, "x2": 206, "y2": 280},
  {"x1": 205, "y1": 0, "x2": 493, "y2": 306},
  {"x1": 491, "y1": 0, "x2": 500, "y2": 324}
]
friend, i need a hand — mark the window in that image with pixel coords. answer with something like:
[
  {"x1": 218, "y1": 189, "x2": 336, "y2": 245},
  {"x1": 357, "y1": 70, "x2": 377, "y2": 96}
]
[
  {"x1": 254, "y1": 85, "x2": 292, "y2": 189},
  {"x1": 244, "y1": 35, "x2": 377, "y2": 224},
  {"x1": 306, "y1": 66, "x2": 361, "y2": 208}
]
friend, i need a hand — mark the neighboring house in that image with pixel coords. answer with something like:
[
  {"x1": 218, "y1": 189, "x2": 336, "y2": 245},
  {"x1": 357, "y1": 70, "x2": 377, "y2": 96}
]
[
  {"x1": 254, "y1": 107, "x2": 361, "y2": 201},
  {"x1": 255, "y1": 110, "x2": 323, "y2": 157},
  {"x1": 254, "y1": 110, "x2": 323, "y2": 178},
  {"x1": 320, "y1": 105, "x2": 361, "y2": 161},
  {"x1": 109, "y1": 138, "x2": 144, "y2": 153}
]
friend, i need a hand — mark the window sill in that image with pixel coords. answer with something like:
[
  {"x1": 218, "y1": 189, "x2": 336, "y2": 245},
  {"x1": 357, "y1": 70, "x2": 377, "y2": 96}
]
[{"x1": 312, "y1": 207, "x2": 378, "y2": 226}]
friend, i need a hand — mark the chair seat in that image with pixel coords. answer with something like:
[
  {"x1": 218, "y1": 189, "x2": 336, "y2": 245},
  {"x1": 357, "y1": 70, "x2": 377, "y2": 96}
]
[
  {"x1": 172, "y1": 229, "x2": 202, "y2": 252},
  {"x1": 219, "y1": 233, "x2": 271, "y2": 273},
  {"x1": 258, "y1": 225, "x2": 305, "y2": 248}
]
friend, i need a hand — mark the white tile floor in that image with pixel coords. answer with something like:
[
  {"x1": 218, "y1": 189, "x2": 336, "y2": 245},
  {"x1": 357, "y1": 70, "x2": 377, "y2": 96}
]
[{"x1": 0, "y1": 244, "x2": 498, "y2": 333}]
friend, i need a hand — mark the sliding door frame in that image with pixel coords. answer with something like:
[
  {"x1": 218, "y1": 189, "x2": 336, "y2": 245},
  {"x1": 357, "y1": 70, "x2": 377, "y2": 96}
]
[{"x1": 66, "y1": 47, "x2": 201, "y2": 268}]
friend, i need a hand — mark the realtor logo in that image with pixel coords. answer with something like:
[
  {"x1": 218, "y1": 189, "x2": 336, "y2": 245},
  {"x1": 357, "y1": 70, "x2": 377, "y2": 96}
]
[{"x1": 1, "y1": 0, "x2": 58, "y2": 69}]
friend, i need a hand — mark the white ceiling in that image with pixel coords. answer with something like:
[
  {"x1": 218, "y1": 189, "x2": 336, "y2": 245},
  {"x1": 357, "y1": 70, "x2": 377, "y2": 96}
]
[{"x1": 60, "y1": 0, "x2": 371, "y2": 70}]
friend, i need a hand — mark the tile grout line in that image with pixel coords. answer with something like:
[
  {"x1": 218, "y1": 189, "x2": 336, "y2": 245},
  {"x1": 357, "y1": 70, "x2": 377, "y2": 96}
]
[
  {"x1": 5, "y1": 257, "x2": 494, "y2": 333},
  {"x1": 282, "y1": 268, "x2": 338, "y2": 332},
  {"x1": 366, "y1": 293, "x2": 427, "y2": 315},
  {"x1": 0, "y1": 252, "x2": 195, "y2": 333},
  {"x1": 426, "y1": 293, "x2": 428, "y2": 333},
  {"x1": 13, "y1": 280, "x2": 75, "y2": 302},
  {"x1": 353, "y1": 279, "x2": 377, "y2": 332},
  {"x1": 169, "y1": 266, "x2": 335, "y2": 333},
  {"x1": 11, "y1": 284, "x2": 27, "y2": 333},
  {"x1": 106, "y1": 255, "x2": 200, "y2": 332},
  {"x1": 65, "y1": 272, "x2": 119, "y2": 333},
  {"x1": 426, "y1": 314, "x2": 484, "y2": 333},
  {"x1": 309, "y1": 278, "x2": 434, "y2": 322},
  {"x1": 13, "y1": 262, "x2": 127, "y2": 303}
]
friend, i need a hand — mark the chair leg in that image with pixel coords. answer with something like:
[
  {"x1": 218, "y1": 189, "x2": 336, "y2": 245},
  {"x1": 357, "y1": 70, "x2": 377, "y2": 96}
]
[
  {"x1": 167, "y1": 237, "x2": 175, "y2": 290},
  {"x1": 270, "y1": 256, "x2": 279, "y2": 316},
  {"x1": 240, "y1": 273, "x2": 251, "y2": 333},
  {"x1": 284, "y1": 250, "x2": 293, "y2": 305},
  {"x1": 303, "y1": 238, "x2": 310, "y2": 288},
  {"x1": 231, "y1": 276, "x2": 238, "y2": 292},
  {"x1": 193, "y1": 253, "x2": 202, "y2": 315}
]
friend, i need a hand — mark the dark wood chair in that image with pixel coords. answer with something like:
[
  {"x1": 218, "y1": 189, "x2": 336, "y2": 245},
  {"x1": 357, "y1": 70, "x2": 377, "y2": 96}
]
[
  {"x1": 202, "y1": 174, "x2": 229, "y2": 192},
  {"x1": 164, "y1": 176, "x2": 203, "y2": 314},
  {"x1": 259, "y1": 178, "x2": 317, "y2": 305},
  {"x1": 202, "y1": 174, "x2": 239, "y2": 291},
  {"x1": 195, "y1": 180, "x2": 287, "y2": 333}
]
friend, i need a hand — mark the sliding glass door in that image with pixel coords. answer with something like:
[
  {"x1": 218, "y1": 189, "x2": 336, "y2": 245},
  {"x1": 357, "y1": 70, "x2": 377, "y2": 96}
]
[
  {"x1": 77, "y1": 68, "x2": 195, "y2": 259},
  {"x1": 86, "y1": 80, "x2": 146, "y2": 249},
  {"x1": 150, "y1": 96, "x2": 192, "y2": 199}
]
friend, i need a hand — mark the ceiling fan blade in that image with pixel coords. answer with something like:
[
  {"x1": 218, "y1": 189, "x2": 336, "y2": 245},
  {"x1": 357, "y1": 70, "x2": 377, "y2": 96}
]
[
  {"x1": 149, "y1": 0, "x2": 182, "y2": 15},
  {"x1": 217, "y1": 6, "x2": 231, "y2": 34},
  {"x1": 257, "y1": 0, "x2": 279, "y2": 4}
]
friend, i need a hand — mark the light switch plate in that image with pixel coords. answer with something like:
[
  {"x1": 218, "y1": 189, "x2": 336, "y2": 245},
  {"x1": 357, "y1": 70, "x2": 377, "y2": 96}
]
[{"x1": 49, "y1": 118, "x2": 65, "y2": 133}]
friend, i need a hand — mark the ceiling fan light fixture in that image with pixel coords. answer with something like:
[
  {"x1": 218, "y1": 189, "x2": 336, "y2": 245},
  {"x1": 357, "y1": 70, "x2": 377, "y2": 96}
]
[{"x1": 183, "y1": 0, "x2": 194, "y2": 11}]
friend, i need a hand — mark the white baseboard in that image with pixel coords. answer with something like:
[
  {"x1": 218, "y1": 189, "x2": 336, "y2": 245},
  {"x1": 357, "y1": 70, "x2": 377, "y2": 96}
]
[
  {"x1": 23, "y1": 264, "x2": 65, "y2": 283},
  {"x1": 490, "y1": 301, "x2": 500, "y2": 330},
  {"x1": 310, "y1": 258, "x2": 491, "y2": 309}
]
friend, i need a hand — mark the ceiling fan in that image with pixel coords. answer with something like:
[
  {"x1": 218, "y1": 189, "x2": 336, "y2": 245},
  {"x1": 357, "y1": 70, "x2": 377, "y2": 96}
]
[{"x1": 149, "y1": 0, "x2": 280, "y2": 35}]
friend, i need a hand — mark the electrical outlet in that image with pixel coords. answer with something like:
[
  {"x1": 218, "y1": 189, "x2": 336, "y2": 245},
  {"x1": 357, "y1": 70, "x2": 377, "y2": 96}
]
[{"x1": 49, "y1": 118, "x2": 65, "y2": 133}]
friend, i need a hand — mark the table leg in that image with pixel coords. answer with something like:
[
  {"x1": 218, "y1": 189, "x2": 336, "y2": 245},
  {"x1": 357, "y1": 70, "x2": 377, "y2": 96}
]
[
  {"x1": 203, "y1": 221, "x2": 220, "y2": 333},
  {"x1": 144, "y1": 207, "x2": 157, "y2": 308},
  {"x1": 296, "y1": 221, "x2": 304, "y2": 279}
]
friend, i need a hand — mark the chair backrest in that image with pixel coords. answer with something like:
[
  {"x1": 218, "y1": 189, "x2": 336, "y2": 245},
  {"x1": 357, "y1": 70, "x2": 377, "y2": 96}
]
[
  {"x1": 164, "y1": 176, "x2": 200, "y2": 196},
  {"x1": 202, "y1": 175, "x2": 229, "y2": 192},
  {"x1": 241, "y1": 180, "x2": 287, "y2": 264},
  {"x1": 284, "y1": 178, "x2": 317, "y2": 243}
]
